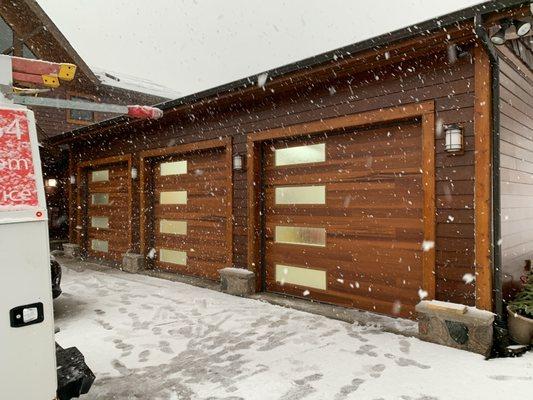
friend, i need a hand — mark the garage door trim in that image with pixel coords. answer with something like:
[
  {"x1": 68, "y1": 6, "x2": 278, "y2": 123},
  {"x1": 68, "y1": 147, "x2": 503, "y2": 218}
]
[
  {"x1": 247, "y1": 101, "x2": 436, "y2": 300},
  {"x1": 139, "y1": 137, "x2": 233, "y2": 267}
]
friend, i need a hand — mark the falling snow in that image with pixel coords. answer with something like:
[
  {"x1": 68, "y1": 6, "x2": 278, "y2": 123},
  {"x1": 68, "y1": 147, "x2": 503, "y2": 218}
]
[
  {"x1": 463, "y1": 273, "x2": 475, "y2": 284},
  {"x1": 54, "y1": 262, "x2": 533, "y2": 400},
  {"x1": 418, "y1": 289, "x2": 429, "y2": 300},
  {"x1": 421, "y1": 240, "x2": 435, "y2": 252},
  {"x1": 257, "y1": 72, "x2": 268, "y2": 89}
]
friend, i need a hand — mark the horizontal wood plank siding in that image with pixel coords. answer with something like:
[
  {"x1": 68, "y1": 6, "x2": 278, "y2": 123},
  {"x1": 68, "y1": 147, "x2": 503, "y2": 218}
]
[
  {"x1": 499, "y1": 55, "x2": 533, "y2": 300},
  {"x1": 71, "y1": 51, "x2": 477, "y2": 305}
]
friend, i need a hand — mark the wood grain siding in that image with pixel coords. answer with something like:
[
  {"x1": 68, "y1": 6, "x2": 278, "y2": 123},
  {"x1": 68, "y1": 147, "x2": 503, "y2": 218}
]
[
  {"x1": 139, "y1": 139, "x2": 232, "y2": 280},
  {"x1": 70, "y1": 50, "x2": 477, "y2": 308},
  {"x1": 474, "y1": 46, "x2": 492, "y2": 311},
  {"x1": 262, "y1": 121, "x2": 426, "y2": 318},
  {"x1": 498, "y1": 52, "x2": 533, "y2": 300},
  {"x1": 76, "y1": 155, "x2": 132, "y2": 263}
]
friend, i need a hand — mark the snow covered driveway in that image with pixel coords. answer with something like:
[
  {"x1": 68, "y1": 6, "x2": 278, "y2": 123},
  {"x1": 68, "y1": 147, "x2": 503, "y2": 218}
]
[{"x1": 54, "y1": 263, "x2": 533, "y2": 400}]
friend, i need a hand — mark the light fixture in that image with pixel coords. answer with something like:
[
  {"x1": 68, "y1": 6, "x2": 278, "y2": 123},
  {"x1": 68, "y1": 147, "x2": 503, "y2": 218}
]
[
  {"x1": 490, "y1": 19, "x2": 511, "y2": 45},
  {"x1": 69, "y1": 174, "x2": 76, "y2": 184},
  {"x1": 131, "y1": 167, "x2": 138, "y2": 179},
  {"x1": 45, "y1": 178, "x2": 57, "y2": 187},
  {"x1": 233, "y1": 154, "x2": 244, "y2": 171},
  {"x1": 447, "y1": 44, "x2": 458, "y2": 64},
  {"x1": 445, "y1": 124, "x2": 463, "y2": 153},
  {"x1": 514, "y1": 19, "x2": 532, "y2": 37}
]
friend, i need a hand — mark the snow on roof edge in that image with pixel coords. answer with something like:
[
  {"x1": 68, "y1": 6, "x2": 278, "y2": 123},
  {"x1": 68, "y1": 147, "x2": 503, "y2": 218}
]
[{"x1": 92, "y1": 67, "x2": 181, "y2": 100}]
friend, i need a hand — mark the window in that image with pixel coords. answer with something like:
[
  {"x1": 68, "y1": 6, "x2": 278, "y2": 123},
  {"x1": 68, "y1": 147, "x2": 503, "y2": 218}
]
[
  {"x1": 275, "y1": 185, "x2": 326, "y2": 205},
  {"x1": 91, "y1": 217, "x2": 109, "y2": 229},
  {"x1": 0, "y1": 16, "x2": 13, "y2": 55},
  {"x1": 67, "y1": 94, "x2": 95, "y2": 124},
  {"x1": 22, "y1": 44, "x2": 36, "y2": 59},
  {"x1": 91, "y1": 239, "x2": 109, "y2": 253},
  {"x1": 275, "y1": 264, "x2": 326, "y2": 290},
  {"x1": 160, "y1": 191, "x2": 187, "y2": 205},
  {"x1": 91, "y1": 170, "x2": 109, "y2": 182},
  {"x1": 275, "y1": 226, "x2": 326, "y2": 247},
  {"x1": 160, "y1": 219, "x2": 187, "y2": 235},
  {"x1": 275, "y1": 143, "x2": 326, "y2": 166},
  {"x1": 0, "y1": 17, "x2": 37, "y2": 59},
  {"x1": 91, "y1": 193, "x2": 109, "y2": 205},
  {"x1": 159, "y1": 249, "x2": 187, "y2": 265},
  {"x1": 160, "y1": 160, "x2": 187, "y2": 176}
]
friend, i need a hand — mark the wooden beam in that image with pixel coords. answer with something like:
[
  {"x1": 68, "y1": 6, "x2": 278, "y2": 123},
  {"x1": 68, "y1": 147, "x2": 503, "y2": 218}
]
[
  {"x1": 422, "y1": 110, "x2": 436, "y2": 299},
  {"x1": 138, "y1": 137, "x2": 230, "y2": 159},
  {"x1": 225, "y1": 137, "x2": 234, "y2": 267},
  {"x1": 249, "y1": 101, "x2": 434, "y2": 142},
  {"x1": 246, "y1": 139, "x2": 263, "y2": 291},
  {"x1": 67, "y1": 149, "x2": 75, "y2": 243},
  {"x1": 77, "y1": 154, "x2": 131, "y2": 168},
  {"x1": 474, "y1": 45, "x2": 493, "y2": 311},
  {"x1": 139, "y1": 155, "x2": 149, "y2": 257}
]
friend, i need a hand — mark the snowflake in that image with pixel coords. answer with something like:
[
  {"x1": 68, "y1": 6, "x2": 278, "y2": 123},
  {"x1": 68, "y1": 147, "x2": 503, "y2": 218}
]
[
  {"x1": 418, "y1": 288, "x2": 428, "y2": 300},
  {"x1": 462, "y1": 273, "x2": 475, "y2": 284},
  {"x1": 422, "y1": 240, "x2": 435, "y2": 252},
  {"x1": 257, "y1": 73, "x2": 268, "y2": 88}
]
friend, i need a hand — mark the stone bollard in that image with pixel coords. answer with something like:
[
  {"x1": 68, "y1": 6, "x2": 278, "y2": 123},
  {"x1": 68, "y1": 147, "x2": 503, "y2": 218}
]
[
  {"x1": 219, "y1": 267, "x2": 255, "y2": 296},
  {"x1": 62, "y1": 243, "x2": 81, "y2": 259},
  {"x1": 122, "y1": 253, "x2": 144, "y2": 273},
  {"x1": 50, "y1": 249, "x2": 65, "y2": 257},
  {"x1": 416, "y1": 300, "x2": 494, "y2": 356}
]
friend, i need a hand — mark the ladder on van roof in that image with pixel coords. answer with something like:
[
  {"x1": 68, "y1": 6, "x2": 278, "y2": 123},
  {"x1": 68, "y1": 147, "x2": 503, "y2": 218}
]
[{"x1": 0, "y1": 54, "x2": 163, "y2": 120}]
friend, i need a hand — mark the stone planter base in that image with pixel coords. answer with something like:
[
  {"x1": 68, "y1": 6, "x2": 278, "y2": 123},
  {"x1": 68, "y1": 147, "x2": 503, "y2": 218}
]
[
  {"x1": 507, "y1": 306, "x2": 533, "y2": 345},
  {"x1": 219, "y1": 268, "x2": 255, "y2": 296},
  {"x1": 62, "y1": 243, "x2": 81, "y2": 259},
  {"x1": 416, "y1": 300, "x2": 494, "y2": 356},
  {"x1": 122, "y1": 253, "x2": 144, "y2": 273}
]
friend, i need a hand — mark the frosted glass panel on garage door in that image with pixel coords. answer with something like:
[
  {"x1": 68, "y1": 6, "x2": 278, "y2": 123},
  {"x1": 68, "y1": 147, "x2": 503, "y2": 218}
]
[
  {"x1": 160, "y1": 160, "x2": 187, "y2": 176},
  {"x1": 91, "y1": 193, "x2": 109, "y2": 205},
  {"x1": 275, "y1": 264, "x2": 326, "y2": 290},
  {"x1": 160, "y1": 219, "x2": 187, "y2": 235},
  {"x1": 160, "y1": 249, "x2": 187, "y2": 265},
  {"x1": 275, "y1": 143, "x2": 325, "y2": 166},
  {"x1": 91, "y1": 170, "x2": 109, "y2": 182},
  {"x1": 275, "y1": 226, "x2": 326, "y2": 247},
  {"x1": 160, "y1": 191, "x2": 187, "y2": 204},
  {"x1": 91, "y1": 216, "x2": 109, "y2": 229},
  {"x1": 275, "y1": 185, "x2": 325, "y2": 205},
  {"x1": 91, "y1": 239, "x2": 109, "y2": 252}
]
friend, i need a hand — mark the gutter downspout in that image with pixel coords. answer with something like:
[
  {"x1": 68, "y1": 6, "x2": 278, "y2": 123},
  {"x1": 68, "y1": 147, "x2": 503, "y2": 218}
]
[{"x1": 474, "y1": 14, "x2": 505, "y2": 337}]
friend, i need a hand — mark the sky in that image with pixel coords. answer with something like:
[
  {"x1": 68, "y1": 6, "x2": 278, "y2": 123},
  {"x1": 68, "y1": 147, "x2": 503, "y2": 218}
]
[{"x1": 37, "y1": 0, "x2": 483, "y2": 97}]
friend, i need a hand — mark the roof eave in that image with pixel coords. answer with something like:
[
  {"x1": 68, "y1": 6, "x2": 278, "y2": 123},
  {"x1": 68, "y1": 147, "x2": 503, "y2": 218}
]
[{"x1": 47, "y1": 0, "x2": 529, "y2": 145}]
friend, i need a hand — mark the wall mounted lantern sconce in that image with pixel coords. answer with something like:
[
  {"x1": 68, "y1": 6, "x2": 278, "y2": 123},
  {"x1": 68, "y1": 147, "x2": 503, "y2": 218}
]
[
  {"x1": 233, "y1": 154, "x2": 244, "y2": 171},
  {"x1": 490, "y1": 18, "x2": 531, "y2": 45},
  {"x1": 444, "y1": 124, "x2": 463, "y2": 153},
  {"x1": 131, "y1": 167, "x2": 138, "y2": 180},
  {"x1": 45, "y1": 178, "x2": 57, "y2": 188},
  {"x1": 69, "y1": 174, "x2": 76, "y2": 184}
]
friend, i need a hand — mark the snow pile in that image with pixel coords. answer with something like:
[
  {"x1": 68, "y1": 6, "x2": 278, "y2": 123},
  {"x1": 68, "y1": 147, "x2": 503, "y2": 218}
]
[{"x1": 55, "y1": 263, "x2": 533, "y2": 400}]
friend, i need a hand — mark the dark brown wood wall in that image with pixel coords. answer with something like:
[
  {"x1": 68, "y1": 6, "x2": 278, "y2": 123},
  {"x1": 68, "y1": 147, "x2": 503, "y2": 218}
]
[
  {"x1": 499, "y1": 55, "x2": 533, "y2": 300},
  {"x1": 71, "y1": 51, "x2": 477, "y2": 305},
  {"x1": 32, "y1": 86, "x2": 162, "y2": 141}
]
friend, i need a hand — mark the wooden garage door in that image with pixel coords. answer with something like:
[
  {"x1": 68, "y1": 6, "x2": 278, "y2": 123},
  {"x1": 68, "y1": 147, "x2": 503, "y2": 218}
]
[
  {"x1": 85, "y1": 161, "x2": 130, "y2": 263},
  {"x1": 263, "y1": 120, "x2": 424, "y2": 317},
  {"x1": 147, "y1": 146, "x2": 230, "y2": 280}
]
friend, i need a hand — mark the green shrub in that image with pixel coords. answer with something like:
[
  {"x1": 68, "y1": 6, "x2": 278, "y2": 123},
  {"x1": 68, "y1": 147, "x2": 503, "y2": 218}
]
[{"x1": 509, "y1": 271, "x2": 533, "y2": 319}]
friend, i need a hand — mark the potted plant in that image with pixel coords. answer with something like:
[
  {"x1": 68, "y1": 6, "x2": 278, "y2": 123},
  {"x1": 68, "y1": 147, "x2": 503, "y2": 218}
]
[{"x1": 507, "y1": 270, "x2": 533, "y2": 345}]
